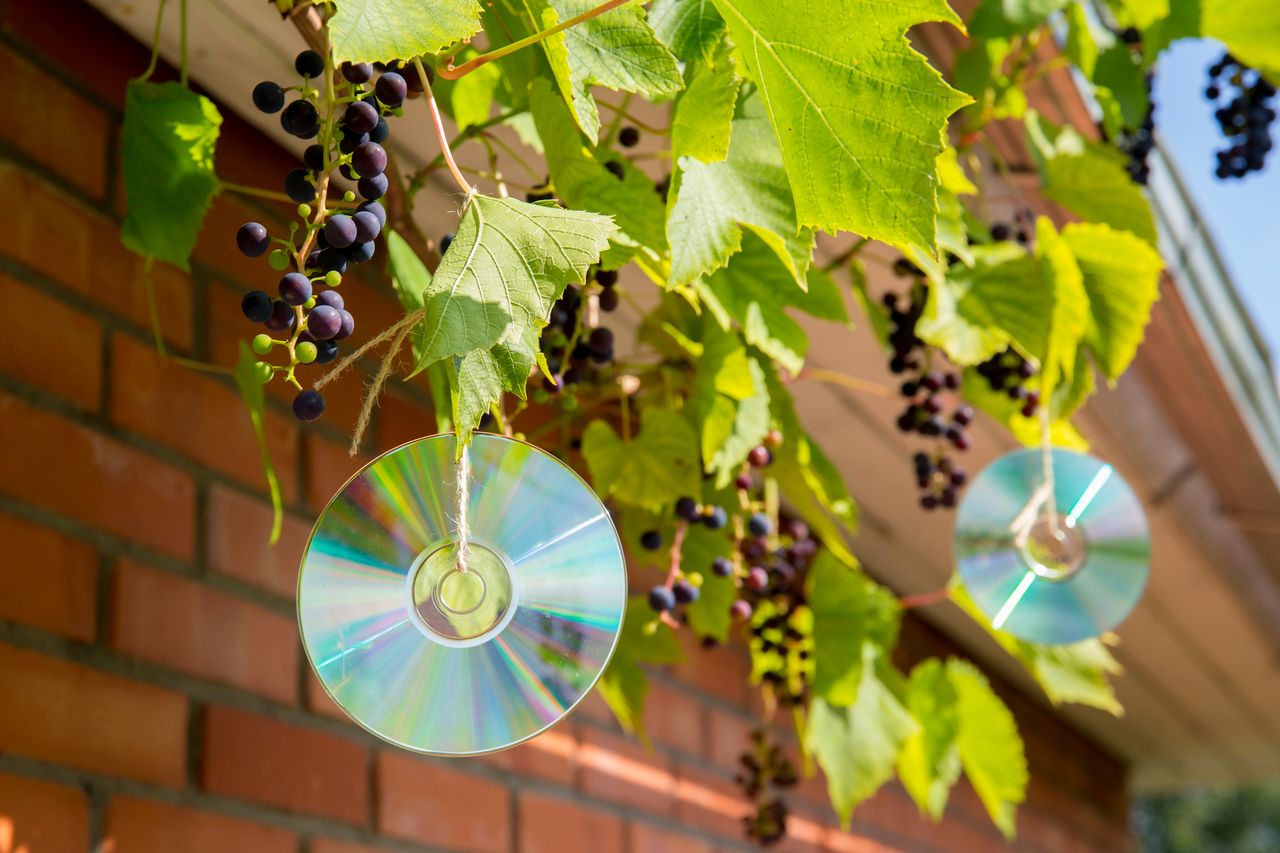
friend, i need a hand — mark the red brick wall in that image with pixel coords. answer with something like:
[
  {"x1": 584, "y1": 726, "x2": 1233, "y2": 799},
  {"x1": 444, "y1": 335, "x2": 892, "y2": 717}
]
[{"x1": 0, "y1": 1, "x2": 1134, "y2": 851}]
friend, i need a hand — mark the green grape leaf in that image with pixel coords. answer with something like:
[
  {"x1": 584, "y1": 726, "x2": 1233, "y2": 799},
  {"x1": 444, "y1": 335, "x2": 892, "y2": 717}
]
[
  {"x1": 1110, "y1": 0, "x2": 1169, "y2": 29},
  {"x1": 1202, "y1": 0, "x2": 1280, "y2": 81},
  {"x1": 1034, "y1": 217, "x2": 1089, "y2": 394},
  {"x1": 649, "y1": 0, "x2": 726, "y2": 65},
  {"x1": 233, "y1": 343, "x2": 282, "y2": 545},
  {"x1": 597, "y1": 596, "x2": 685, "y2": 737},
  {"x1": 807, "y1": 645, "x2": 919, "y2": 825},
  {"x1": 1064, "y1": 1, "x2": 1099, "y2": 77},
  {"x1": 531, "y1": 81, "x2": 668, "y2": 268},
  {"x1": 952, "y1": 582, "x2": 1123, "y2": 713},
  {"x1": 1093, "y1": 44, "x2": 1150, "y2": 129},
  {"x1": 898, "y1": 659, "x2": 962, "y2": 820},
  {"x1": 1062, "y1": 222, "x2": 1163, "y2": 381},
  {"x1": 452, "y1": 331, "x2": 542, "y2": 445},
  {"x1": 681, "y1": 523, "x2": 737, "y2": 641},
  {"x1": 1025, "y1": 112, "x2": 1158, "y2": 245},
  {"x1": 695, "y1": 322, "x2": 773, "y2": 487},
  {"x1": 533, "y1": 0, "x2": 684, "y2": 139},
  {"x1": 949, "y1": 659, "x2": 1028, "y2": 838},
  {"x1": 668, "y1": 91, "x2": 813, "y2": 287},
  {"x1": 697, "y1": 231, "x2": 847, "y2": 374},
  {"x1": 671, "y1": 63, "x2": 739, "y2": 164},
  {"x1": 121, "y1": 81, "x2": 221, "y2": 272},
  {"x1": 330, "y1": 0, "x2": 483, "y2": 62},
  {"x1": 451, "y1": 60, "x2": 503, "y2": 131},
  {"x1": 808, "y1": 551, "x2": 902, "y2": 706},
  {"x1": 710, "y1": 0, "x2": 970, "y2": 244},
  {"x1": 968, "y1": 0, "x2": 1068, "y2": 36},
  {"x1": 763, "y1": 368, "x2": 860, "y2": 566},
  {"x1": 582, "y1": 408, "x2": 702, "y2": 510},
  {"x1": 386, "y1": 230, "x2": 454, "y2": 433},
  {"x1": 409, "y1": 194, "x2": 615, "y2": 374}
]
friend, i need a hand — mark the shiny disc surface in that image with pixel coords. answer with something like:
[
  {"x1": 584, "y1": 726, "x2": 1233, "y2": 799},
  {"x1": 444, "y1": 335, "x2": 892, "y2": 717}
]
[
  {"x1": 955, "y1": 448, "x2": 1150, "y2": 644},
  {"x1": 298, "y1": 433, "x2": 627, "y2": 755}
]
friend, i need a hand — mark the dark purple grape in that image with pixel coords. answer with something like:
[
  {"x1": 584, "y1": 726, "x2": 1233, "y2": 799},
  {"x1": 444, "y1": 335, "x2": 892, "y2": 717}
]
[
  {"x1": 315, "y1": 339, "x2": 339, "y2": 365},
  {"x1": 402, "y1": 62, "x2": 432, "y2": 92},
  {"x1": 241, "y1": 290, "x2": 273, "y2": 323},
  {"x1": 375, "y1": 71, "x2": 408, "y2": 106},
  {"x1": 324, "y1": 214, "x2": 357, "y2": 249},
  {"x1": 595, "y1": 268, "x2": 618, "y2": 288},
  {"x1": 358, "y1": 173, "x2": 388, "y2": 200},
  {"x1": 703, "y1": 506, "x2": 728, "y2": 529},
  {"x1": 673, "y1": 580, "x2": 699, "y2": 604},
  {"x1": 712, "y1": 556, "x2": 733, "y2": 577},
  {"x1": 252, "y1": 81, "x2": 285, "y2": 114},
  {"x1": 352, "y1": 141, "x2": 387, "y2": 176},
  {"x1": 265, "y1": 300, "x2": 295, "y2": 332},
  {"x1": 746, "y1": 567, "x2": 769, "y2": 593},
  {"x1": 604, "y1": 160, "x2": 625, "y2": 179},
  {"x1": 307, "y1": 304, "x2": 343, "y2": 340},
  {"x1": 295, "y1": 50, "x2": 325, "y2": 79},
  {"x1": 598, "y1": 288, "x2": 619, "y2": 312},
  {"x1": 675, "y1": 496, "x2": 700, "y2": 521},
  {"x1": 358, "y1": 200, "x2": 387, "y2": 228},
  {"x1": 339, "y1": 127, "x2": 369, "y2": 154},
  {"x1": 747, "y1": 513, "x2": 771, "y2": 537},
  {"x1": 748, "y1": 446, "x2": 772, "y2": 467},
  {"x1": 341, "y1": 61, "x2": 373, "y2": 84},
  {"x1": 284, "y1": 168, "x2": 315, "y2": 203},
  {"x1": 369, "y1": 117, "x2": 390, "y2": 144},
  {"x1": 280, "y1": 100, "x2": 319, "y2": 137},
  {"x1": 343, "y1": 241, "x2": 375, "y2": 264},
  {"x1": 344, "y1": 100, "x2": 379, "y2": 134},
  {"x1": 440, "y1": 233, "x2": 454, "y2": 254},
  {"x1": 648, "y1": 585, "x2": 676, "y2": 613},
  {"x1": 731, "y1": 600, "x2": 753, "y2": 621},
  {"x1": 640, "y1": 530, "x2": 662, "y2": 551},
  {"x1": 292, "y1": 389, "x2": 326, "y2": 421},
  {"x1": 302, "y1": 144, "x2": 325, "y2": 171},
  {"x1": 352, "y1": 210, "x2": 381, "y2": 243},
  {"x1": 618, "y1": 126, "x2": 640, "y2": 147},
  {"x1": 588, "y1": 327, "x2": 614, "y2": 354},
  {"x1": 236, "y1": 222, "x2": 270, "y2": 257},
  {"x1": 315, "y1": 290, "x2": 344, "y2": 310},
  {"x1": 334, "y1": 309, "x2": 356, "y2": 341},
  {"x1": 318, "y1": 248, "x2": 348, "y2": 275},
  {"x1": 278, "y1": 272, "x2": 312, "y2": 306}
]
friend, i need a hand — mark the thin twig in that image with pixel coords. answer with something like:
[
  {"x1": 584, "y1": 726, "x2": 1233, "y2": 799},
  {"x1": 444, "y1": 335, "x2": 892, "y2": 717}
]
[
  {"x1": 791, "y1": 366, "x2": 893, "y2": 398},
  {"x1": 664, "y1": 521, "x2": 689, "y2": 586},
  {"x1": 416, "y1": 56, "x2": 473, "y2": 197},
  {"x1": 315, "y1": 309, "x2": 425, "y2": 390}
]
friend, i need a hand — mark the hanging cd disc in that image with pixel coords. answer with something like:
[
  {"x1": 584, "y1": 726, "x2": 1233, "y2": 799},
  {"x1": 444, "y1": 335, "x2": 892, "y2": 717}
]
[
  {"x1": 298, "y1": 433, "x2": 627, "y2": 755},
  {"x1": 954, "y1": 448, "x2": 1150, "y2": 645}
]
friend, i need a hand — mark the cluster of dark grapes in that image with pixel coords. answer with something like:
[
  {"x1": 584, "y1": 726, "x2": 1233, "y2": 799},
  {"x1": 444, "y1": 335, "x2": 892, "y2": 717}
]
[
  {"x1": 1116, "y1": 73, "x2": 1157, "y2": 185},
  {"x1": 884, "y1": 265, "x2": 975, "y2": 511},
  {"x1": 235, "y1": 50, "x2": 409, "y2": 421},
  {"x1": 975, "y1": 348, "x2": 1040, "y2": 416},
  {"x1": 530, "y1": 269, "x2": 621, "y2": 412},
  {"x1": 737, "y1": 728, "x2": 798, "y2": 846},
  {"x1": 1205, "y1": 52, "x2": 1277, "y2": 180}
]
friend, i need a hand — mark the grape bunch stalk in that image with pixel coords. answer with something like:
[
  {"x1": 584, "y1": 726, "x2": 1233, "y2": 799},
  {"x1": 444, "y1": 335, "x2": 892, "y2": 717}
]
[
  {"x1": 737, "y1": 728, "x2": 799, "y2": 846},
  {"x1": 235, "y1": 48, "x2": 410, "y2": 421},
  {"x1": 1205, "y1": 52, "x2": 1277, "y2": 180}
]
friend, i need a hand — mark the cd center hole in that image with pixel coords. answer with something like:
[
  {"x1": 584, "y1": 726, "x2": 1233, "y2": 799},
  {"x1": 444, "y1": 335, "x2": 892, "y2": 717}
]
[
  {"x1": 438, "y1": 570, "x2": 486, "y2": 614},
  {"x1": 1022, "y1": 514, "x2": 1086, "y2": 581}
]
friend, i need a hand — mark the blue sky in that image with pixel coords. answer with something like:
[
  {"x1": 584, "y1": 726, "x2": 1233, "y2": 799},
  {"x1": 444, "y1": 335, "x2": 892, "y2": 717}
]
[{"x1": 1154, "y1": 40, "x2": 1280, "y2": 365}]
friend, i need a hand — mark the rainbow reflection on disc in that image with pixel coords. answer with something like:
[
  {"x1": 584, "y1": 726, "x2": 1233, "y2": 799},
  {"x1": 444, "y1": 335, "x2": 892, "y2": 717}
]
[
  {"x1": 954, "y1": 448, "x2": 1149, "y2": 645},
  {"x1": 298, "y1": 433, "x2": 627, "y2": 755}
]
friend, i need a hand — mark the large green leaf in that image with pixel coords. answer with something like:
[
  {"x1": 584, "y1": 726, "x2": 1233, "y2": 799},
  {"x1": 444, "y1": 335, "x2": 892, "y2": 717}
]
[
  {"x1": 898, "y1": 659, "x2": 962, "y2": 820},
  {"x1": 1025, "y1": 112, "x2": 1158, "y2": 246},
  {"x1": 1062, "y1": 223, "x2": 1163, "y2": 381},
  {"x1": 694, "y1": 322, "x2": 773, "y2": 486},
  {"x1": 410, "y1": 195, "x2": 615, "y2": 373},
  {"x1": 649, "y1": 0, "x2": 726, "y2": 65},
  {"x1": 682, "y1": 523, "x2": 737, "y2": 641},
  {"x1": 1063, "y1": 1, "x2": 1099, "y2": 77},
  {"x1": 121, "y1": 81, "x2": 221, "y2": 271},
  {"x1": 807, "y1": 645, "x2": 919, "y2": 825},
  {"x1": 668, "y1": 91, "x2": 813, "y2": 287},
  {"x1": 330, "y1": 0, "x2": 483, "y2": 62},
  {"x1": 386, "y1": 231, "x2": 454, "y2": 433},
  {"x1": 1202, "y1": 0, "x2": 1280, "y2": 81},
  {"x1": 450, "y1": 60, "x2": 504, "y2": 131},
  {"x1": 949, "y1": 659, "x2": 1028, "y2": 838},
  {"x1": 1093, "y1": 43, "x2": 1150, "y2": 130},
  {"x1": 670, "y1": 62, "x2": 739, "y2": 164},
  {"x1": 710, "y1": 0, "x2": 970, "y2": 245},
  {"x1": 969, "y1": 0, "x2": 1068, "y2": 36},
  {"x1": 1110, "y1": 0, "x2": 1169, "y2": 28},
  {"x1": 232, "y1": 343, "x2": 282, "y2": 545},
  {"x1": 808, "y1": 551, "x2": 901, "y2": 706},
  {"x1": 581, "y1": 408, "x2": 702, "y2": 510},
  {"x1": 597, "y1": 596, "x2": 685, "y2": 737},
  {"x1": 534, "y1": 0, "x2": 684, "y2": 139}
]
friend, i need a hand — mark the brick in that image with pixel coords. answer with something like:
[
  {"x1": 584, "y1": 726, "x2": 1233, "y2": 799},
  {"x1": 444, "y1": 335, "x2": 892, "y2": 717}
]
[
  {"x1": 305, "y1": 435, "x2": 372, "y2": 510},
  {"x1": 518, "y1": 792, "x2": 623, "y2": 853},
  {"x1": 628, "y1": 822, "x2": 714, "y2": 853},
  {"x1": 376, "y1": 751, "x2": 510, "y2": 852},
  {"x1": 705, "y1": 707, "x2": 753, "y2": 770},
  {"x1": 481, "y1": 724, "x2": 577, "y2": 787},
  {"x1": 673, "y1": 632, "x2": 750, "y2": 706},
  {"x1": 578, "y1": 727, "x2": 675, "y2": 817},
  {"x1": 109, "y1": 560, "x2": 297, "y2": 703},
  {"x1": 0, "y1": 394, "x2": 196, "y2": 557},
  {"x1": 207, "y1": 484, "x2": 311, "y2": 599},
  {"x1": 0, "y1": 513, "x2": 96, "y2": 640},
  {"x1": 201, "y1": 705, "x2": 368, "y2": 824},
  {"x1": 310, "y1": 840, "x2": 389, "y2": 853},
  {"x1": 0, "y1": 643, "x2": 186, "y2": 784},
  {"x1": 675, "y1": 764, "x2": 751, "y2": 840},
  {"x1": 0, "y1": 46, "x2": 109, "y2": 197},
  {"x1": 644, "y1": 680, "x2": 706, "y2": 756},
  {"x1": 0, "y1": 772, "x2": 90, "y2": 853},
  {"x1": 193, "y1": 194, "x2": 287, "y2": 287},
  {"x1": 0, "y1": 274, "x2": 102, "y2": 408},
  {"x1": 377, "y1": 389, "x2": 439, "y2": 451},
  {"x1": 104, "y1": 797, "x2": 296, "y2": 853},
  {"x1": 305, "y1": 668, "x2": 353, "y2": 723},
  {"x1": 109, "y1": 335, "x2": 299, "y2": 498},
  {"x1": 0, "y1": 165, "x2": 192, "y2": 349}
]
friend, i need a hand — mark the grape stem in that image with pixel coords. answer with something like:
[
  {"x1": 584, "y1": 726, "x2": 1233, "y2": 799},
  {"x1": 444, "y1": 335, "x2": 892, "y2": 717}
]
[
  {"x1": 437, "y1": 0, "x2": 633, "y2": 80},
  {"x1": 664, "y1": 521, "x2": 688, "y2": 587},
  {"x1": 899, "y1": 586, "x2": 951, "y2": 609},
  {"x1": 790, "y1": 367, "x2": 893, "y2": 398},
  {"x1": 597, "y1": 98, "x2": 669, "y2": 135},
  {"x1": 414, "y1": 57, "x2": 473, "y2": 198},
  {"x1": 140, "y1": 0, "x2": 168, "y2": 81}
]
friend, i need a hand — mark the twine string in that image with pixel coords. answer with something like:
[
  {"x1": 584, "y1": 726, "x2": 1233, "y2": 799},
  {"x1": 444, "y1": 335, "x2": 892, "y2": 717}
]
[{"x1": 455, "y1": 441, "x2": 472, "y2": 572}]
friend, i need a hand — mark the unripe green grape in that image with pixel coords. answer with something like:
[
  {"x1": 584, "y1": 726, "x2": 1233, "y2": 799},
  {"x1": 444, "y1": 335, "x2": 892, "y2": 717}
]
[
  {"x1": 687, "y1": 572, "x2": 704, "y2": 587},
  {"x1": 561, "y1": 394, "x2": 580, "y2": 413},
  {"x1": 252, "y1": 333, "x2": 274, "y2": 355},
  {"x1": 267, "y1": 249, "x2": 290, "y2": 270},
  {"x1": 296, "y1": 341, "x2": 318, "y2": 364},
  {"x1": 303, "y1": 296, "x2": 316, "y2": 310},
  {"x1": 324, "y1": 270, "x2": 342, "y2": 287},
  {"x1": 532, "y1": 388, "x2": 550, "y2": 405},
  {"x1": 297, "y1": 203, "x2": 311, "y2": 218},
  {"x1": 343, "y1": 190, "x2": 356, "y2": 202},
  {"x1": 253, "y1": 361, "x2": 273, "y2": 384}
]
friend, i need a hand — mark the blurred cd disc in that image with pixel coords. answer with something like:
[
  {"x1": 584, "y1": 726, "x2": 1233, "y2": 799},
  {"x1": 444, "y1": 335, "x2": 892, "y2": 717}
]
[
  {"x1": 954, "y1": 448, "x2": 1149, "y2": 644},
  {"x1": 298, "y1": 433, "x2": 627, "y2": 755}
]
